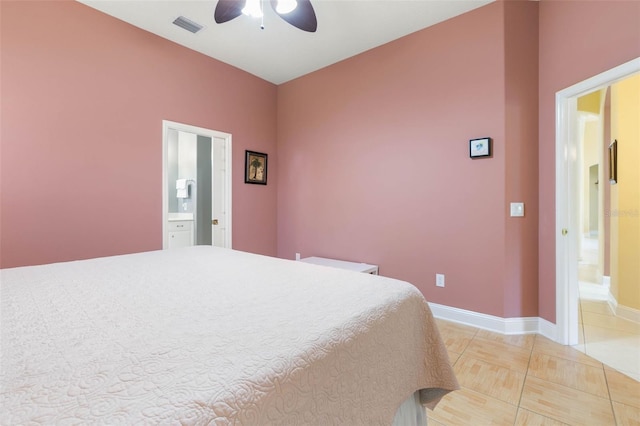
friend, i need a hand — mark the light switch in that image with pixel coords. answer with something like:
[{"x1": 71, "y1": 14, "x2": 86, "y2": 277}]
[{"x1": 510, "y1": 202, "x2": 525, "y2": 217}]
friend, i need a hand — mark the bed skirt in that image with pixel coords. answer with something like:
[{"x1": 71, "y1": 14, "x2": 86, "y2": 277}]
[{"x1": 393, "y1": 391, "x2": 427, "y2": 426}]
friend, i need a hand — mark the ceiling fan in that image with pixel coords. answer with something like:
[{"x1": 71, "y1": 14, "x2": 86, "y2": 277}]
[{"x1": 214, "y1": 0, "x2": 317, "y2": 32}]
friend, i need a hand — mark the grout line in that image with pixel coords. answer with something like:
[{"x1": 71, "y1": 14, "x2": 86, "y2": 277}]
[
  {"x1": 515, "y1": 408, "x2": 573, "y2": 426},
  {"x1": 579, "y1": 297, "x2": 588, "y2": 355},
  {"x1": 602, "y1": 366, "x2": 619, "y2": 425},
  {"x1": 581, "y1": 298, "x2": 640, "y2": 378},
  {"x1": 514, "y1": 333, "x2": 536, "y2": 420},
  {"x1": 456, "y1": 329, "x2": 476, "y2": 357},
  {"x1": 435, "y1": 319, "x2": 625, "y2": 426}
]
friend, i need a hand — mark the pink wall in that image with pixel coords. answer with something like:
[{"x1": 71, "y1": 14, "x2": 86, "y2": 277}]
[
  {"x1": 503, "y1": 1, "x2": 539, "y2": 317},
  {"x1": 277, "y1": 2, "x2": 540, "y2": 318},
  {"x1": 538, "y1": 0, "x2": 640, "y2": 322},
  {"x1": 3, "y1": 0, "x2": 638, "y2": 323},
  {"x1": 0, "y1": 1, "x2": 278, "y2": 268}
]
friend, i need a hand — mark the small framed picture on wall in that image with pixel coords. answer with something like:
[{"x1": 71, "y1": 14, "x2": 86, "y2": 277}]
[
  {"x1": 245, "y1": 150, "x2": 268, "y2": 185},
  {"x1": 469, "y1": 137, "x2": 492, "y2": 158}
]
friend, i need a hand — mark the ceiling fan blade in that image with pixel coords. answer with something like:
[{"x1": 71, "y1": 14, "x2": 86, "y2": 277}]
[
  {"x1": 271, "y1": 0, "x2": 317, "y2": 32},
  {"x1": 214, "y1": 0, "x2": 243, "y2": 24}
]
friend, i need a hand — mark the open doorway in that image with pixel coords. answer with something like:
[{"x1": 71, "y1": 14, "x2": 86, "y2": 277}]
[
  {"x1": 162, "y1": 120, "x2": 232, "y2": 250},
  {"x1": 576, "y1": 99, "x2": 605, "y2": 300},
  {"x1": 556, "y1": 58, "x2": 640, "y2": 380}
]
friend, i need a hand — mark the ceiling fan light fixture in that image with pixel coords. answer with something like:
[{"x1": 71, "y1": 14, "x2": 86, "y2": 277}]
[
  {"x1": 214, "y1": 0, "x2": 316, "y2": 32},
  {"x1": 275, "y1": 0, "x2": 297, "y2": 14},
  {"x1": 242, "y1": 0, "x2": 263, "y2": 18}
]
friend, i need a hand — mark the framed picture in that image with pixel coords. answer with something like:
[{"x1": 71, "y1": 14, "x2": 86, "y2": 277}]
[
  {"x1": 609, "y1": 139, "x2": 617, "y2": 184},
  {"x1": 470, "y1": 137, "x2": 492, "y2": 158},
  {"x1": 245, "y1": 150, "x2": 268, "y2": 185}
]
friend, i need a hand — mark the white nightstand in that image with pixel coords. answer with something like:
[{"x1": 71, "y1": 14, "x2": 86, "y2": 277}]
[{"x1": 299, "y1": 256, "x2": 379, "y2": 275}]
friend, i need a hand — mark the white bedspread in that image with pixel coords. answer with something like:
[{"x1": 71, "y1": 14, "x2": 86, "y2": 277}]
[{"x1": 1, "y1": 247, "x2": 458, "y2": 424}]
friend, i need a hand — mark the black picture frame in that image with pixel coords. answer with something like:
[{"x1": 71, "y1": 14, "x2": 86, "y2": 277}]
[
  {"x1": 245, "y1": 150, "x2": 268, "y2": 185},
  {"x1": 609, "y1": 139, "x2": 617, "y2": 184},
  {"x1": 469, "y1": 137, "x2": 492, "y2": 158}
]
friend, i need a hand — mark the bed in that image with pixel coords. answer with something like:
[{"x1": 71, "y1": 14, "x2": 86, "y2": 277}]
[{"x1": 1, "y1": 246, "x2": 458, "y2": 424}]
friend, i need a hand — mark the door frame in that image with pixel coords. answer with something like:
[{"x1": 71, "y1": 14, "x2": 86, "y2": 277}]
[
  {"x1": 555, "y1": 57, "x2": 639, "y2": 345},
  {"x1": 162, "y1": 120, "x2": 233, "y2": 249}
]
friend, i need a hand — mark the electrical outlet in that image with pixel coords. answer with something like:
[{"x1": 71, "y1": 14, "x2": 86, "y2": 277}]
[
  {"x1": 295, "y1": 252, "x2": 301, "y2": 261},
  {"x1": 436, "y1": 273, "x2": 445, "y2": 287}
]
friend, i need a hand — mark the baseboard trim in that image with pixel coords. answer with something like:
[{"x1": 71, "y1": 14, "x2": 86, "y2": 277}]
[
  {"x1": 578, "y1": 280, "x2": 609, "y2": 300},
  {"x1": 537, "y1": 317, "x2": 558, "y2": 342},
  {"x1": 602, "y1": 275, "x2": 611, "y2": 290},
  {"x1": 617, "y1": 304, "x2": 640, "y2": 325},
  {"x1": 428, "y1": 302, "x2": 557, "y2": 341},
  {"x1": 608, "y1": 291, "x2": 618, "y2": 314}
]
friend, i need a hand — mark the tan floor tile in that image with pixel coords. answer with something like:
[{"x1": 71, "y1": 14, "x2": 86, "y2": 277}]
[
  {"x1": 584, "y1": 323, "x2": 640, "y2": 344},
  {"x1": 619, "y1": 370, "x2": 640, "y2": 382},
  {"x1": 579, "y1": 263, "x2": 598, "y2": 282},
  {"x1": 613, "y1": 401, "x2": 640, "y2": 426},
  {"x1": 427, "y1": 316, "x2": 639, "y2": 424},
  {"x1": 586, "y1": 338, "x2": 640, "y2": 380},
  {"x1": 605, "y1": 367, "x2": 640, "y2": 409},
  {"x1": 453, "y1": 354, "x2": 525, "y2": 405},
  {"x1": 520, "y1": 375, "x2": 615, "y2": 425},
  {"x1": 515, "y1": 408, "x2": 569, "y2": 425},
  {"x1": 424, "y1": 416, "x2": 446, "y2": 426},
  {"x1": 576, "y1": 321, "x2": 586, "y2": 347},
  {"x1": 428, "y1": 387, "x2": 517, "y2": 426},
  {"x1": 475, "y1": 329, "x2": 536, "y2": 350},
  {"x1": 581, "y1": 300, "x2": 614, "y2": 316},
  {"x1": 533, "y1": 335, "x2": 603, "y2": 368},
  {"x1": 437, "y1": 324, "x2": 475, "y2": 355},
  {"x1": 528, "y1": 352, "x2": 609, "y2": 398},
  {"x1": 583, "y1": 310, "x2": 640, "y2": 334},
  {"x1": 463, "y1": 337, "x2": 531, "y2": 373},
  {"x1": 579, "y1": 289, "x2": 640, "y2": 378},
  {"x1": 447, "y1": 350, "x2": 462, "y2": 366},
  {"x1": 573, "y1": 335, "x2": 586, "y2": 350},
  {"x1": 435, "y1": 319, "x2": 480, "y2": 336}
]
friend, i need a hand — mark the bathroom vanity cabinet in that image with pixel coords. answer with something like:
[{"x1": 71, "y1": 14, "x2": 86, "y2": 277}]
[{"x1": 167, "y1": 220, "x2": 194, "y2": 249}]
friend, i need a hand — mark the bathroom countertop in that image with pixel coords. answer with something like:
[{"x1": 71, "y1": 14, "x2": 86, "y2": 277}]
[{"x1": 167, "y1": 213, "x2": 194, "y2": 222}]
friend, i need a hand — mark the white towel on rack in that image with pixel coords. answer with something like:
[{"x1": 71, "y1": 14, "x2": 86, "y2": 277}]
[{"x1": 176, "y1": 179, "x2": 189, "y2": 198}]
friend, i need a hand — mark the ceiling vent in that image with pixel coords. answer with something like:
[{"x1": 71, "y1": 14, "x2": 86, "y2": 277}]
[{"x1": 172, "y1": 16, "x2": 204, "y2": 34}]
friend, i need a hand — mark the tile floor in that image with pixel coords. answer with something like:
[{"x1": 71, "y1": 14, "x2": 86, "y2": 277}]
[
  {"x1": 576, "y1": 235, "x2": 640, "y2": 381},
  {"x1": 427, "y1": 318, "x2": 640, "y2": 425},
  {"x1": 575, "y1": 295, "x2": 640, "y2": 382}
]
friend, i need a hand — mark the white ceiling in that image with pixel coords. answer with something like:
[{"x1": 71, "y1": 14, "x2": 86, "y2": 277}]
[{"x1": 78, "y1": 0, "x2": 493, "y2": 85}]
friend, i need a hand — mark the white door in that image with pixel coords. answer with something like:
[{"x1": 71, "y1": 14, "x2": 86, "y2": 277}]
[{"x1": 212, "y1": 136, "x2": 228, "y2": 247}]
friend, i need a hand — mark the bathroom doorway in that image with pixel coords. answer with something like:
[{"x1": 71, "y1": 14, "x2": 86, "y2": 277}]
[
  {"x1": 555, "y1": 57, "x2": 639, "y2": 346},
  {"x1": 162, "y1": 120, "x2": 232, "y2": 249}
]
